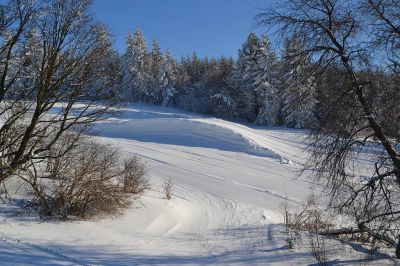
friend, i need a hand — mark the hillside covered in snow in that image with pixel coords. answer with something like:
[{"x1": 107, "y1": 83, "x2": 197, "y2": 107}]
[{"x1": 0, "y1": 104, "x2": 395, "y2": 265}]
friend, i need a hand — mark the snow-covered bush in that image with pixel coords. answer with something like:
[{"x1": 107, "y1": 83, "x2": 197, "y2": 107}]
[
  {"x1": 210, "y1": 93, "x2": 236, "y2": 117},
  {"x1": 178, "y1": 86, "x2": 212, "y2": 114},
  {"x1": 161, "y1": 87, "x2": 177, "y2": 107}
]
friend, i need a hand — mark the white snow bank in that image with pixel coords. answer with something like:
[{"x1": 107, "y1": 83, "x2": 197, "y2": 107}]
[
  {"x1": 95, "y1": 118, "x2": 281, "y2": 160},
  {"x1": 188, "y1": 118, "x2": 297, "y2": 164}
]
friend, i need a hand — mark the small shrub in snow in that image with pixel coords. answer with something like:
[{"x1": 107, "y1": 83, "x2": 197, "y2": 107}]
[
  {"x1": 120, "y1": 156, "x2": 149, "y2": 194},
  {"x1": 163, "y1": 178, "x2": 174, "y2": 200},
  {"x1": 282, "y1": 201, "x2": 303, "y2": 249},
  {"x1": 286, "y1": 237, "x2": 295, "y2": 249},
  {"x1": 282, "y1": 195, "x2": 333, "y2": 256},
  {"x1": 284, "y1": 195, "x2": 333, "y2": 234},
  {"x1": 309, "y1": 234, "x2": 329, "y2": 266}
]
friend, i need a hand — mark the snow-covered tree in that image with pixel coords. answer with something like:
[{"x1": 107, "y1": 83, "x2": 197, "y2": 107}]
[
  {"x1": 235, "y1": 33, "x2": 279, "y2": 124},
  {"x1": 234, "y1": 32, "x2": 260, "y2": 120},
  {"x1": 281, "y1": 35, "x2": 317, "y2": 128},
  {"x1": 121, "y1": 28, "x2": 149, "y2": 101},
  {"x1": 148, "y1": 39, "x2": 164, "y2": 104},
  {"x1": 161, "y1": 49, "x2": 178, "y2": 106},
  {"x1": 90, "y1": 49, "x2": 123, "y2": 100},
  {"x1": 178, "y1": 53, "x2": 211, "y2": 113},
  {"x1": 14, "y1": 26, "x2": 42, "y2": 99},
  {"x1": 187, "y1": 52, "x2": 204, "y2": 85},
  {"x1": 209, "y1": 56, "x2": 236, "y2": 116},
  {"x1": 253, "y1": 35, "x2": 279, "y2": 126}
]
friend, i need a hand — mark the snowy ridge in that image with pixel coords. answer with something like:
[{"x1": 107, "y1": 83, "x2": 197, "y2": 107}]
[{"x1": 188, "y1": 118, "x2": 292, "y2": 164}]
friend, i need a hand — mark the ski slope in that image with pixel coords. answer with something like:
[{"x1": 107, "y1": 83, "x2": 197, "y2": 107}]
[{"x1": 0, "y1": 104, "x2": 395, "y2": 265}]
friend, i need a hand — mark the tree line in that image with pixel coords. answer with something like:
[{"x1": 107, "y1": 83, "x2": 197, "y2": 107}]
[
  {"x1": 104, "y1": 25, "x2": 399, "y2": 133},
  {"x1": 98, "y1": 29, "x2": 316, "y2": 128}
]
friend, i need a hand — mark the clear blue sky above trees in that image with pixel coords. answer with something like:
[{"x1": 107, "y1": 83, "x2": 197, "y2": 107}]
[{"x1": 91, "y1": 0, "x2": 268, "y2": 58}]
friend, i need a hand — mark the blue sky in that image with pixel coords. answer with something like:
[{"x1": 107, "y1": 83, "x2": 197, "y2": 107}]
[{"x1": 91, "y1": 0, "x2": 270, "y2": 58}]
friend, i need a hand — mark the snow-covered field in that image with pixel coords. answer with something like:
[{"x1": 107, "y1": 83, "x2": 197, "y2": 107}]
[{"x1": 0, "y1": 104, "x2": 396, "y2": 265}]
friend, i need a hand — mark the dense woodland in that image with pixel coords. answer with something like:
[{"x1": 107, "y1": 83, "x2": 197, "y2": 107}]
[
  {"x1": 87, "y1": 27, "x2": 398, "y2": 134},
  {"x1": 98, "y1": 30, "x2": 317, "y2": 128}
]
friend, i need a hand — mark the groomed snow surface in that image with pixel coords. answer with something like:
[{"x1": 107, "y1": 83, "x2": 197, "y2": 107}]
[{"x1": 0, "y1": 104, "x2": 397, "y2": 265}]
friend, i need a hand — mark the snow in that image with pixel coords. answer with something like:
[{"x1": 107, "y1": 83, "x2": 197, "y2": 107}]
[{"x1": 0, "y1": 104, "x2": 397, "y2": 265}]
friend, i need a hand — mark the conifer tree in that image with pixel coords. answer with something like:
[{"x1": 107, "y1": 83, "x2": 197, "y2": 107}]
[
  {"x1": 18, "y1": 26, "x2": 42, "y2": 97},
  {"x1": 254, "y1": 35, "x2": 279, "y2": 126},
  {"x1": 235, "y1": 33, "x2": 278, "y2": 124},
  {"x1": 122, "y1": 28, "x2": 149, "y2": 101},
  {"x1": 234, "y1": 32, "x2": 261, "y2": 120},
  {"x1": 161, "y1": 49, "x2": 177, "y2": 106},
  {"x1": 281, "y1": 36, "x2": 317, "y2": 128},
  {"x1": 210, "y1": 56, "x2": 236, "y2": 116},
  {"x1": 148, "y1": 39, "x2": 164, "y2": 104}
]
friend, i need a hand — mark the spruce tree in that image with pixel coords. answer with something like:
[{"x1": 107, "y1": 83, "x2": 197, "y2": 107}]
[
  {"x1": 254, "y1": 35, "x2": 279, "y2": 126},
  {"x1": 210, "y1": 56, "x2": 236, "y2": 116},
  {"x1": 18, "y1": 26, "x2": 42, "y2": 97},
  {"x1": 281, "y1": 35, "x2": 317, "y2": 128},
  {"x1": 235, "y1": 33, "x2": 278, "y2": 124},
  {"x1": 121, "y1": 28, "x2": 149, "y2": 101},
  {"x1": 148, "y1": 39, "x2": 164, "y2": 104},
  {"x1": 235, "y1": 32, "x2": 260, "y2": 120},
  {"x1": 161, "y1": 49, "x2": 177, "y2": 106}
]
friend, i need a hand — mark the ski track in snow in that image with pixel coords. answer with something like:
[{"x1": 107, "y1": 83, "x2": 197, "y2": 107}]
[
  {"x1": 0, "y1": 103, "x2": 395, "y2": 265},
  {"x1": 0, "y1": 234, "x2": 88, "y2": 265}
]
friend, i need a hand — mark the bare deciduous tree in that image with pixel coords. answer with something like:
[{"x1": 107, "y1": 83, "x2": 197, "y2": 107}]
[
  {"x1": 0, "y1": 0, "x2": 115, "y2": 185},
  {"x1": 257, "y1": 0, "x2": 400, "y2": 257}
]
